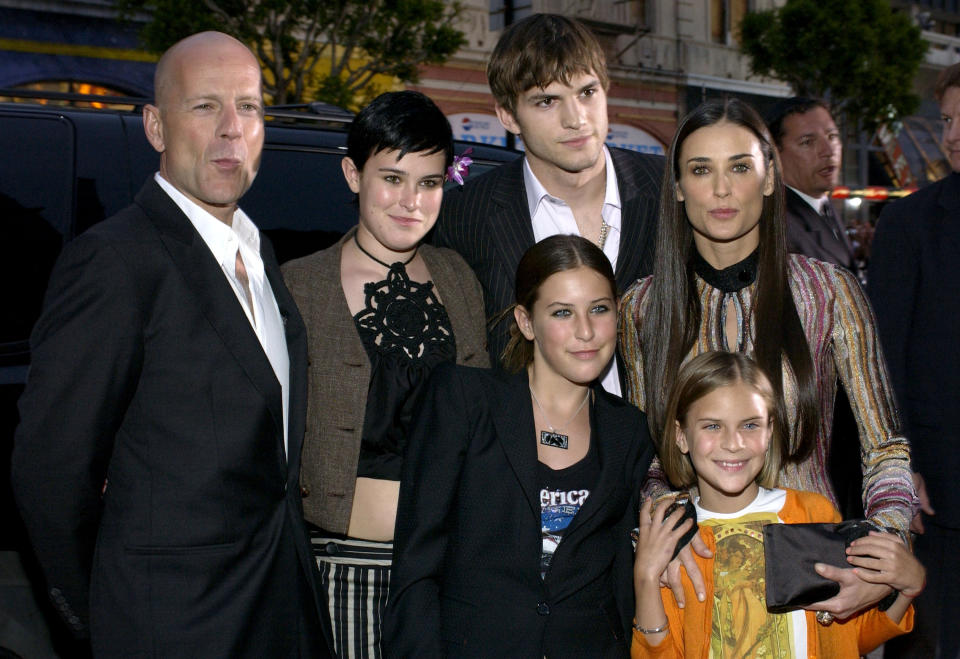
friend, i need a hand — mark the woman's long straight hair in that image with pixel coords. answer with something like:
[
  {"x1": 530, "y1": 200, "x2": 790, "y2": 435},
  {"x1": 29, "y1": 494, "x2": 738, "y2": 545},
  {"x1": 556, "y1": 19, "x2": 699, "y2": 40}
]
[{"x1": 640, "y1": 98, "x2": 819, "y2": 464}]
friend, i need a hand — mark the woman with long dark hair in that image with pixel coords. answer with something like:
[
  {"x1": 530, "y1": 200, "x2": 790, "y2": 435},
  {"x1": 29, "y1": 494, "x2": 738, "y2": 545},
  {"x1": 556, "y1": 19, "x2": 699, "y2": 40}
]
[{"x1": 618, "y1": 98, "x2": 915, "y2": 617}]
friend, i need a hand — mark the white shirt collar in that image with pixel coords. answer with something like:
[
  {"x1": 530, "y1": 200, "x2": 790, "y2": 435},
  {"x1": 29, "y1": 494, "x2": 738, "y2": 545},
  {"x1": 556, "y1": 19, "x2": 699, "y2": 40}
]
[
  {"x1": 694, "y1": 487, "x2": 786, "y2": 521},
  {"x1": 520, "y1": 147, "x2": 623, "y2": 397},
  {"x1": 154, "y1": 172, "x2": 263, "y2": 278},
  {"x1": 522, "y1": 145, "x2": 621, "y2": 229},
  {"x1": 786, "y1": 184, "x2": 829, "y2": 214},
  {"x1": 154, "y1": 173, "x2": 290, "y2": 455}
]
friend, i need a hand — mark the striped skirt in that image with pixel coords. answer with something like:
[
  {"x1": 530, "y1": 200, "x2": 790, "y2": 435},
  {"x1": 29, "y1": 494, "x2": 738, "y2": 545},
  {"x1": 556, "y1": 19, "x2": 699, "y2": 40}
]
[{"x1": 310, "y1": 532, "x2": 393, "y2": 659}]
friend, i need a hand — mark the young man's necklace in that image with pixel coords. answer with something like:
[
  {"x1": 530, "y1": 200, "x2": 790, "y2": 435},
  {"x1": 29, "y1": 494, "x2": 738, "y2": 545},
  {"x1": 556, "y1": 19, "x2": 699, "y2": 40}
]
[
  {"x1": 530, "y1": 387, "x2": 589, "y2": 450},
  {"x1": 598, "y1": 218, "x2": 609, "y2": 249},
  {"x1": 575, "y1": 217, "x2": 608, "y2": 250}
]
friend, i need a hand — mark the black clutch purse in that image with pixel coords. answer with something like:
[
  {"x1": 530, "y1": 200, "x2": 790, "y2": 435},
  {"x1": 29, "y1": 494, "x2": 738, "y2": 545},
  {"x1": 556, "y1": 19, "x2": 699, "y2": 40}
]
[{"x1": 762, "y1": 519, "x2": 877, "y2": 612}]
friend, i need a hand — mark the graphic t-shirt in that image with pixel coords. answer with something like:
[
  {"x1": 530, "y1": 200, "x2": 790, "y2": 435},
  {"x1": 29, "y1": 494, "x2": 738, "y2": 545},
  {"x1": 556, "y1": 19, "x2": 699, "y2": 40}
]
[
  {"x1": 538, "y1": 443, "x2": 600, "y2": 579},
  {"x1": 696, "y1": 487, "x2": 807, "y2": 659}
]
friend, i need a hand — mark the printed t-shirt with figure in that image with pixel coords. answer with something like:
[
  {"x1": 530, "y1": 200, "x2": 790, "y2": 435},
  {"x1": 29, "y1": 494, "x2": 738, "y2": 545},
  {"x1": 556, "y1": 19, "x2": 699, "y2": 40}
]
[
  {"x1": 538, "y1": 441, "x2": 600, "y2": 578},
  {"x1": 696, "y1": 487, "x2": 807, "y2": 659}
]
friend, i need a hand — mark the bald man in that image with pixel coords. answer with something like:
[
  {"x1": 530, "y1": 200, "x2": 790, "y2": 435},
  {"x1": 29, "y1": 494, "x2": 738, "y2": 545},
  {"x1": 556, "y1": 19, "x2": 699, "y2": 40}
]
[{"x1": 12, "y1": 32, "x2": 332, "y2": 657}]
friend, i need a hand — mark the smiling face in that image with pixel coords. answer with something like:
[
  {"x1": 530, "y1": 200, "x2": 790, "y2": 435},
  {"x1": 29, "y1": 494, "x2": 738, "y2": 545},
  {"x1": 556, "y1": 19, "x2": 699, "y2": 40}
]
[
  {"x1": 941, "y1": 86, "x2": 960, "y2": 173},
  {"x1": 676, "y1": 120, "x2": 774, "y2": 268},
  {"x1": 676, "y1": 381, "x2": 773, "y2": 514},
  {"x1": 778, "y1": 106, "x2": 841, "y2": 198},
  {"x1": 514, "y1": 266, "x2": 617, "y2": 387},
  {"x1": 144, "y1": 33, "x2": 264, "y2": 225},
  {"x1": 342, "y1": 148, "x2": 446, "y2": 261},
  {"x1": 496, "y1": 71, "x2": 608, "y2": 182}
]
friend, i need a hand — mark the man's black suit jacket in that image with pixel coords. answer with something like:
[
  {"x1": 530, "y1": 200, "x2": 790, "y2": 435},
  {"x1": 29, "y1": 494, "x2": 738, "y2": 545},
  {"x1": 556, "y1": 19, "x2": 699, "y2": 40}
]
[
  {"x1": 784, "y1": 187, "x2": 857, "y2": 271},
  {"x1": 384, "y1": 365, "x2": 654, "y2": 658},
  {"x1": 434, "y1": 148, "x2": 663, "y2": 365},
  {"x1": 869, "y1": 173, "x2": 960, "y2": 528},
  {"x1": 12, "y1": 180, "x2": 331, "y2": 657}
]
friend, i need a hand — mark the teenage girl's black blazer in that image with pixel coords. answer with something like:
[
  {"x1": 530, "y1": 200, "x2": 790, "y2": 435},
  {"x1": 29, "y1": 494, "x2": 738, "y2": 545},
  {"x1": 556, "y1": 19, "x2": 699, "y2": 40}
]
[{"x1": 384, "y1": 364, "x2": 655, "y2": 658}]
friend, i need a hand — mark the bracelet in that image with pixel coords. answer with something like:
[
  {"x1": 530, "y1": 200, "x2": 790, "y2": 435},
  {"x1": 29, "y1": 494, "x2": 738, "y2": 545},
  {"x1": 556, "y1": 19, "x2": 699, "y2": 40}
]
[{"x1": 633, "y1": 620, "x2": 669, "y2": 634}]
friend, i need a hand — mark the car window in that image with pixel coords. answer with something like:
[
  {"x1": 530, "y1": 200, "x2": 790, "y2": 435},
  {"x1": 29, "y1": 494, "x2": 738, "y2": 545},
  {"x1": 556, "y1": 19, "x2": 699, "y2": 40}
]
[
  {"x1": 0, "y1": 113, "x2": 73, "y2": 347},
  {"x1": 248, "y1": 143, "x2": 357, "y2": 263},
  {"x1": 246, "y1": 144, "x2": 356, "y2": 233}
]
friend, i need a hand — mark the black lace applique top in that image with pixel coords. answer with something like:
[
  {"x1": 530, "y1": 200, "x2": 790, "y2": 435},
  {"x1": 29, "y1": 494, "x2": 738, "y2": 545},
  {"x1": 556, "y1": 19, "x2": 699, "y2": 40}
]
[{"x1": 354, "y1": 261, "x2": 456, "y2": 480}]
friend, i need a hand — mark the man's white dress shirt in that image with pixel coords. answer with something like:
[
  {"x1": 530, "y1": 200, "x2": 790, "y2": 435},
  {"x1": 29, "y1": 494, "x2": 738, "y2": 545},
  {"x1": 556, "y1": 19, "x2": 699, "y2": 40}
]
[
  {"x1": 155, "y1": 173, "x2": 290, "y2": 455},
  {"x1": 523, "y1": 146, "x2": 623, "y2": 396},
  {"x1": 787, "y1": 184, "x2": 829, "y2": 214}
]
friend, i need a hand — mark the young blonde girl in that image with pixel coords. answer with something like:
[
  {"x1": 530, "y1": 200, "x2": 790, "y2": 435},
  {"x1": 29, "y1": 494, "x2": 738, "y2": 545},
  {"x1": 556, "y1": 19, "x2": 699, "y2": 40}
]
[{"x1": 632, "y1": 351, "x2": 923, "y2": 658}]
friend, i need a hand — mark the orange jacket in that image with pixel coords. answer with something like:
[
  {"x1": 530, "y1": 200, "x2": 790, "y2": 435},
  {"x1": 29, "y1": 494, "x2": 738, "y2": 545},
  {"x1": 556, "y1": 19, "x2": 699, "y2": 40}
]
[{"x1": 632, "y1": 489, "x2": 914, "y2": 658}]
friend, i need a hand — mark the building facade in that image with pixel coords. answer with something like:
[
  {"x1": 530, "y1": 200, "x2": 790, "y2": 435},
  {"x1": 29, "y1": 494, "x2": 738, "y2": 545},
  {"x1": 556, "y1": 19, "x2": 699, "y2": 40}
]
[
  {"x1": 0, "y1": 0, "x2": 154, "y2": 99},
  {"x1": 885, "y1": 1, "x2": 960, "y2": 185},
  {"x1": 411, "y1": 0, "x2": 790, "y2": 155},
  {"x1": 3, "y1": 1, "x2": 960, "y2": 192}
]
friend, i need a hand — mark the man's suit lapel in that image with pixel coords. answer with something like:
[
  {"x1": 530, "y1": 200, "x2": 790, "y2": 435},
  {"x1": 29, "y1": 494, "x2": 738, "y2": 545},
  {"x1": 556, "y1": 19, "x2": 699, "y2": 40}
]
[
  {"x1": 490, "y1": 370, "x2": 541, "y2": 518},
  {"x1": 489, "y1": 159, "x2": 536, "y2": 284},
  {"x1": 135, "y1": 182, "x2": 287, "y2": 469},
  {"x1": 786, "y1": 189, "x2": 854, "y2": 265},
  {"x1": 263, "y1": 243, "x2": 306, "y2": 479},
  {"x1": 611, "y1": 149, "x2": 659, "y2": 291},
  {"x1": 488, "y1": 150, "x2": 660, "y2": 296},
  {"x1": 794, "y1": 198, "x2": 834, "y2": 251},
  {"x1": 786, "y1": 188, "x2": 816, "y2": 235}
]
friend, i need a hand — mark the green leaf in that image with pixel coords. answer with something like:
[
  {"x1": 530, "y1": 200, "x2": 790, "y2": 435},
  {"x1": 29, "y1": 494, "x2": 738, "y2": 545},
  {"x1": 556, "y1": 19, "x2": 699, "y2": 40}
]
[
  {"x1": 739, "y1": 0, "x2": 926, "y2": 131},
  {"x1": 115, "y1": 0, "x2": 466, "y2": 106}
]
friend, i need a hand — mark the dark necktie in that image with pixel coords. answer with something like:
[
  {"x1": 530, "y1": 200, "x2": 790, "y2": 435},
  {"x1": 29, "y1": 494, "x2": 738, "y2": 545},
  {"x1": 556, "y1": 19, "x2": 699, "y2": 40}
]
[
  {"x1": 820, "y1": 201, "x2": 842, "y2": 242},
  {"x1": 821, "y1": 200, "x2": 864, "y2": 281}
]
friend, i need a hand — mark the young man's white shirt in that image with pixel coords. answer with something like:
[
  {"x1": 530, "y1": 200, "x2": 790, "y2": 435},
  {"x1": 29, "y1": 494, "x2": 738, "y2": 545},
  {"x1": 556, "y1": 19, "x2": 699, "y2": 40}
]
[{"x1": 524, "y1": 145, "x2": 623, "y2": 396}]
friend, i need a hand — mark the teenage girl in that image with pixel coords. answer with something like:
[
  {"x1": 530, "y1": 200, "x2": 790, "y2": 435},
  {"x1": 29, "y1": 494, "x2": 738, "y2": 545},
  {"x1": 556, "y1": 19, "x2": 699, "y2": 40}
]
[
  {"x1": 281, "y1": 91, "x2": 488, "y2": 657},
  {"x1": 631, "y1": 351, "x2": 924, "y2": 658},
  {"x1": 385, "y1": 234, "x2": 655, "y2": 657}
]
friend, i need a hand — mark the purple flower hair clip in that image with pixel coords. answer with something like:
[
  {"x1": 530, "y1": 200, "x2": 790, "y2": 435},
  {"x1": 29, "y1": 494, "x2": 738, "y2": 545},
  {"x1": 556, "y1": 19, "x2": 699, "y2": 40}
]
[{"x1": 447, "y1": 147, "x2": 473, "y2": 185}]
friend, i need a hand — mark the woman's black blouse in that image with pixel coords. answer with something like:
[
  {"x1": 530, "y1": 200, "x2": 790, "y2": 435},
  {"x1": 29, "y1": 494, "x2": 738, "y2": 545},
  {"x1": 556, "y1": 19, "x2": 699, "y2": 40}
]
[{"x1": 353, "y1": 262, "x2": 456, "y2": 480}]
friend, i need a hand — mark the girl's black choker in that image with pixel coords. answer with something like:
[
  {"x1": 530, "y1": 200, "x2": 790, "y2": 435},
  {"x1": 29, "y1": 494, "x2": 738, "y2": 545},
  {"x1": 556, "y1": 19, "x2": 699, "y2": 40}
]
[
  {"x1": 692, "y1": 249, "x2": 759, "y2": 293},
  {"x1": 353, "y1": 232, "x2": 417, "y2": 268}
]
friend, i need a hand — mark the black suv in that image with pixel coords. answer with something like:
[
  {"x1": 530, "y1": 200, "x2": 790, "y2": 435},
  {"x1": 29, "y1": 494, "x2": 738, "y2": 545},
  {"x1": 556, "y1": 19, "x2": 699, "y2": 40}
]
[{"x1": 0, "y1": 91, "x2": 518, "y2": 656}]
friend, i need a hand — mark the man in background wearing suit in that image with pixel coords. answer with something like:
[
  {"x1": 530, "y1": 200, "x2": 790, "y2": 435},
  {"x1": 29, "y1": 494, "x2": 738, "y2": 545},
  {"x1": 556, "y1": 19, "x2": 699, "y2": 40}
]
[
  {"x1": 766, "y1": 97, "x2": 863, "y2": 281},
  {"x1": 11, "y1": 32, "x2": 331, "y2": 658},
  {"x1": 434, "y1": 13, "x2": 663, "y2": 394},
  {"x1": 767, "y1": 97, "x2": 865, "y2": 522},
  {"x1": 870, "y1": 63, "x2": 960, "y2": 659}
]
